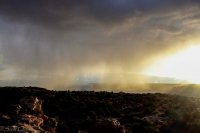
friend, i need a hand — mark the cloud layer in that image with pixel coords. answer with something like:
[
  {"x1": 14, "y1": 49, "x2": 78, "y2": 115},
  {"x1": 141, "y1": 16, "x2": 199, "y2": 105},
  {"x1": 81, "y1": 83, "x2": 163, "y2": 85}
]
[{"x1": 0, "y1": 0, "x2": 200, "y2": 88}]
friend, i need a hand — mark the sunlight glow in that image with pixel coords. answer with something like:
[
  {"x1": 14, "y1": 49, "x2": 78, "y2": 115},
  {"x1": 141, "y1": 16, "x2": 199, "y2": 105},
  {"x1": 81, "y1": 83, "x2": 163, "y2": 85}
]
[{"x1": 144, "y1": 45, "x2": 200, "y2": 83}]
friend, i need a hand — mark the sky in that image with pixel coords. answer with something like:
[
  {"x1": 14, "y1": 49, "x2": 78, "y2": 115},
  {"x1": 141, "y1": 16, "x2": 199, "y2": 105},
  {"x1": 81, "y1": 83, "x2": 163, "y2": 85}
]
[{"x1": 0, "y1": 0, "x2": 200, "y2": 89}]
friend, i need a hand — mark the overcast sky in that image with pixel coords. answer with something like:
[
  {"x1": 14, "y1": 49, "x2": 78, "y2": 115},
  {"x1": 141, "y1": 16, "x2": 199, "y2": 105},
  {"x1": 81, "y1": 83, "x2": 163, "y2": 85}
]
[{"x1": 0, "y1": 0, "x2": 200, "y2": 89}]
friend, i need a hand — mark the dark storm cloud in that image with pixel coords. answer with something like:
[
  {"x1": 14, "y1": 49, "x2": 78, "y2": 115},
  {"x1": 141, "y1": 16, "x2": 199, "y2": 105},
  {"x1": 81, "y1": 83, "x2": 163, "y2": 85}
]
[
  {"x1": 0, "y1": 0, "x2": 200, "y2": 88},
  {"x1": 0, "y1": 0, "x2": 199, "y2": 28}
]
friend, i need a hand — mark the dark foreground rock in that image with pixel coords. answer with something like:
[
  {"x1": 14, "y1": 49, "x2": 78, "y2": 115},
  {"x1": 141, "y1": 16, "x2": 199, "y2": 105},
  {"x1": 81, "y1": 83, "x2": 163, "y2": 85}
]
[
  {"x1": 0, "y1": 96, "x2": 57, "y2": 133},
  {"x1": 0, "y1": 87, "x2": 200, "y2": 133}
]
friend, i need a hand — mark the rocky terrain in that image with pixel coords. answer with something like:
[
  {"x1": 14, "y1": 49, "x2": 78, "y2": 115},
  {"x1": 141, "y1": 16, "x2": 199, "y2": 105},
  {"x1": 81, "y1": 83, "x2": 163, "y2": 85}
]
[{"x1": 0, "y1": 87, "x2": 200, "y2": 133}]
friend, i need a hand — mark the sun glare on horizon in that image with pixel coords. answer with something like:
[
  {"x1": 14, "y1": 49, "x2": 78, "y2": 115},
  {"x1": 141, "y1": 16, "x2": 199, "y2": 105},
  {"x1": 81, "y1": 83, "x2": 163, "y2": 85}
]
[{"x1": 144, "y1": 45, "x2": 200, "y2": 84}]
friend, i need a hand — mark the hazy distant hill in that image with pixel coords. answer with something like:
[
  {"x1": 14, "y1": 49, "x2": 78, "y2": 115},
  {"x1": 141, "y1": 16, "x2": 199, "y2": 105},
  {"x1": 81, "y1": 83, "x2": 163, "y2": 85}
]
[{"x1": 67, "y1": 83, "x2": 200, "y2": 98}]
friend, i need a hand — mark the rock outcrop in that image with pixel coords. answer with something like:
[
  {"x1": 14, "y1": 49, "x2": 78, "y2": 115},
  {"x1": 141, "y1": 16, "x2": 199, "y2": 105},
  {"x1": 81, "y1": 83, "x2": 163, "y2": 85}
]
[
  {"x1": 1, "y1": 87, "x2": 200, "y2": 133},
  {"x1": 20, "y1": 96, "x2": 43, "y2": 113},
  {"x1": 0, "y1": 96, "x2": 58, "y2": 133}
]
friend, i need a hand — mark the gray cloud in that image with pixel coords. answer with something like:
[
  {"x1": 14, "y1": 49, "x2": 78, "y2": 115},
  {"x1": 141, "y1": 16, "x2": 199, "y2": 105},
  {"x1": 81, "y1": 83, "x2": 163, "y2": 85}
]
[{"x1": 0, "y1": 0, "x2": 200, "y2": 88}]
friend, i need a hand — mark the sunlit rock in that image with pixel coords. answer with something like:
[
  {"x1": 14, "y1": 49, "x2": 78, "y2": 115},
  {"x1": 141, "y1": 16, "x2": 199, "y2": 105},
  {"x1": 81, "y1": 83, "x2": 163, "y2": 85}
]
[
  {"x1": 19, "y1": 114, "x2": 44, "y2": 127},
  {"x1": 19, "y1": 96, "x2": 43, "y2": 113}
]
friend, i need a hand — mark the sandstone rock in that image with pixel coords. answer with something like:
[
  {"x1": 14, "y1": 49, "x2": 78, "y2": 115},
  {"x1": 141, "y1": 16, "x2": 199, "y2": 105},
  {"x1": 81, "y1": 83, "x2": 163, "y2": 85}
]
[
  {"x1": 38, "y1": 114, "x2": 49, "y2": 121},
  {"x1": 10, "y1": 96, "x2": 58, "y2": 133},
  {"x1": 19, "y1": 96, "x2": 43, "y2": 113},
  {"x1": 17, "y1": 123, "x2": 44, "y2": 133},
  {"x1": 19, "y1": 114, "x2": 44, "y2": 127}
]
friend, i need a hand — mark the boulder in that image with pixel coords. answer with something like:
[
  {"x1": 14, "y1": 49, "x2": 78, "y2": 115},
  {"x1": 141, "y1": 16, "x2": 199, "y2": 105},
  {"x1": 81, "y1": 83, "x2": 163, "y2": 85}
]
[
  {"x1": 7, "y1": 96, "x2": 58, "y2": 133},
  {"x1": 16, "y1": 123, "x2": 44, "y2": 133},
  {"x1": 19, "y1": 114, "x2": 44, "y2": 127},
  {"x1": 19, "y1": 96, "x2": 43, "y2": 113}
]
